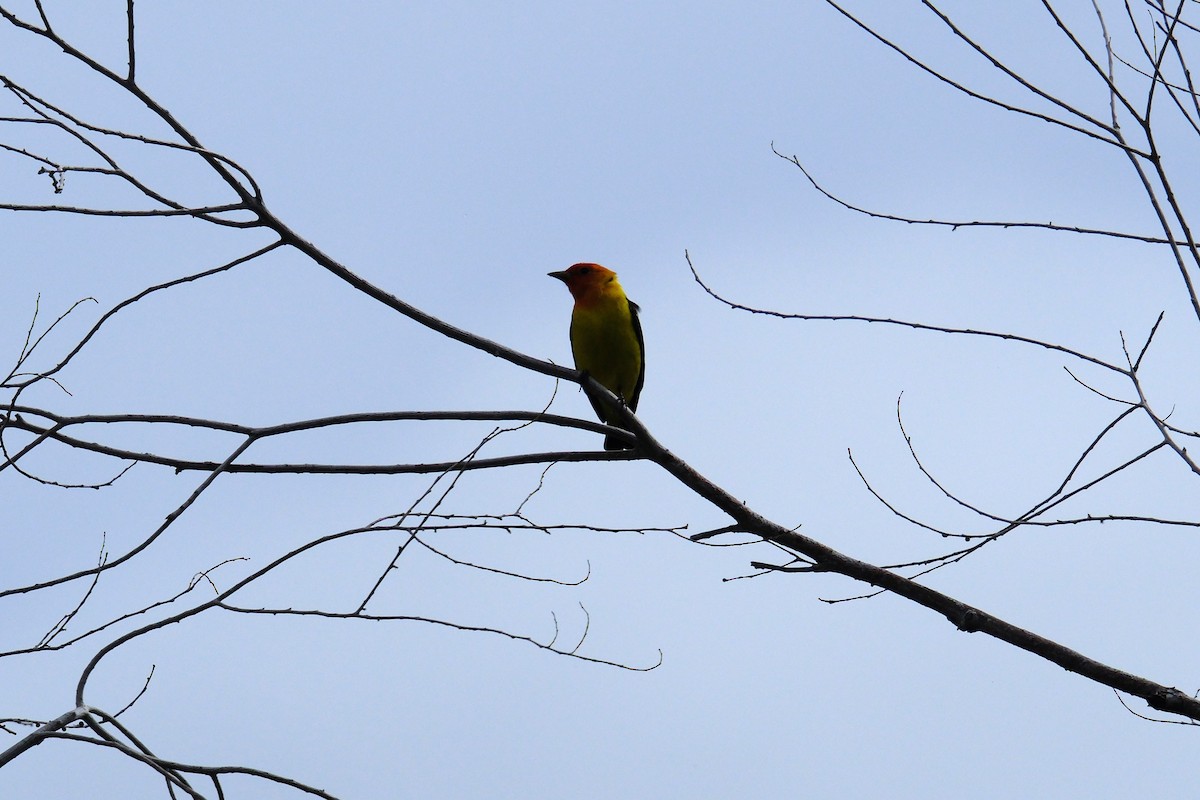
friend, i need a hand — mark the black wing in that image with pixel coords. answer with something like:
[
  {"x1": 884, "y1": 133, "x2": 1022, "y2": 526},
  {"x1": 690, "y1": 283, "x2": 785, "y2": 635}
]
[{"x1": 627, "y1": 298, "x2": 645, "y2": 412}]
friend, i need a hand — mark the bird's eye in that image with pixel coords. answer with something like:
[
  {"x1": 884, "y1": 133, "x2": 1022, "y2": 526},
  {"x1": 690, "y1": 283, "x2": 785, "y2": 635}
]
[{"x1": 576, "y1": 266, "x2": 591, "y2": 274}]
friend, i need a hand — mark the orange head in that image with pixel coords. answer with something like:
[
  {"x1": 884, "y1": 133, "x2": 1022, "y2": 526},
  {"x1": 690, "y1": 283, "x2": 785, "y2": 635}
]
[{"x1": 548, "y1": 262, "x2": 618, "y2": 304}]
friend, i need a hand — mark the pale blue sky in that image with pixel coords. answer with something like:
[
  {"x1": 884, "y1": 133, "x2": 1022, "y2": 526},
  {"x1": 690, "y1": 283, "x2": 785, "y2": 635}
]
[{"x1": 4, "y1": 2, "x2": 1199, "y2": 797}]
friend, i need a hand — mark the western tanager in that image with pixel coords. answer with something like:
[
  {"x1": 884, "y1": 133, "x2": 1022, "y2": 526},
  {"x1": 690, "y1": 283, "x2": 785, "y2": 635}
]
[{"x1": 548, "y1": 262, "x2": 645, "y2": 450}]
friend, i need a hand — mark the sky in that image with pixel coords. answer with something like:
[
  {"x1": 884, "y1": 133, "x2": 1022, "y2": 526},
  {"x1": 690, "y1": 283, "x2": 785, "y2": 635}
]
[{"x1": 3, "y1": 2, "x2": 1200, "y2": 798}]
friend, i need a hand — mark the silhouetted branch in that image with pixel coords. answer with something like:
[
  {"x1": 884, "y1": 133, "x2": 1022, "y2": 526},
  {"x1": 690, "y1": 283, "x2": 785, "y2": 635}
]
[
  {"x1": 771, "y1": 144, "x2": 1172, "y2": 245},
  {"x1": 822, "y1": 0, "x2": 1144, "y2": 153},
  {"x1": 687, "y1": 250, "x2": 1130, "y2": 374}
]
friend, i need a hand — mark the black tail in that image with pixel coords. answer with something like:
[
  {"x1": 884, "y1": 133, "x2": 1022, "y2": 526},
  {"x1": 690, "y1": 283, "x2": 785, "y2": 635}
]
[{"x1": 603, "y1": 430, "x2": 634, "y2": 451}]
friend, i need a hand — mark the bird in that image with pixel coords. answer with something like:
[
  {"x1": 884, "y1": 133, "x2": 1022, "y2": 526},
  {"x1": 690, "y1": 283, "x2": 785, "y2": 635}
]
[{"x1": 548, "y1": 262, "x2": 645, "y2": 450}]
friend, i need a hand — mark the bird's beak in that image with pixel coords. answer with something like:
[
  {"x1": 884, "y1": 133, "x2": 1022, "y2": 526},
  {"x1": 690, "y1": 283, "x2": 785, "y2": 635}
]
[{"x1": 547, "y1": 270, "x2": 569, "y2": 283}]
